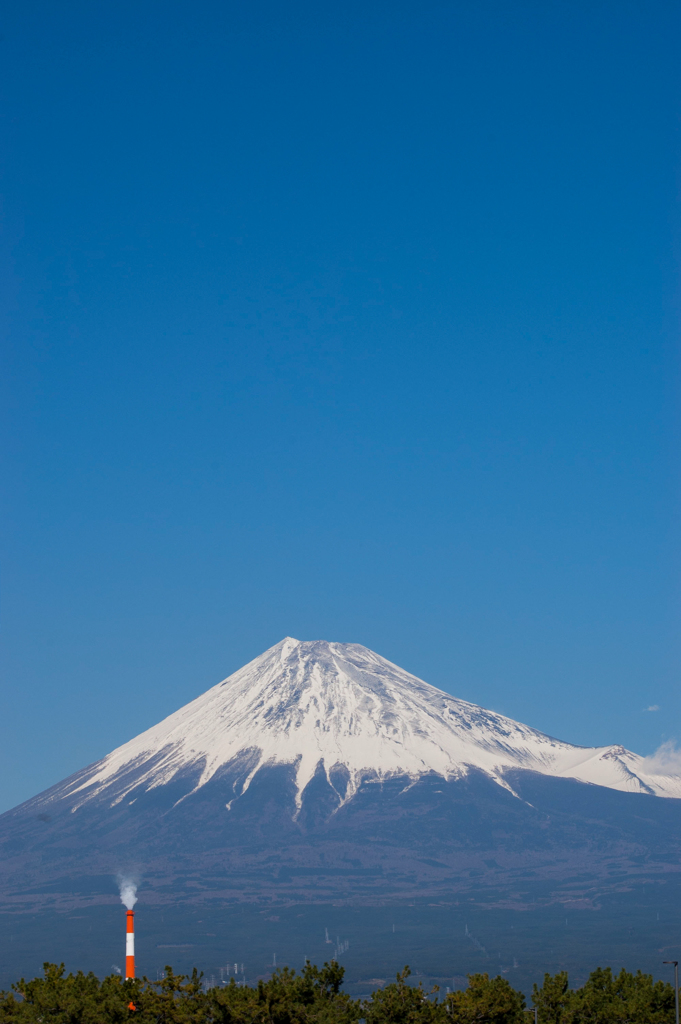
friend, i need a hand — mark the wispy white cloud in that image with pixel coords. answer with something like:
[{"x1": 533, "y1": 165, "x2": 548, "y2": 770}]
[
  {"x1": 644, "y1": 705, "x2": 660, "y2": 712},
  {"x1": 641, "y1": 740, "x2": 681, "y2": 776}
]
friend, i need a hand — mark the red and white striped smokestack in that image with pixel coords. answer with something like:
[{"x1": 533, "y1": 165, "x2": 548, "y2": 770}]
[{"x1": 125, "y1": 909, "x2": 135, "y2": 979}]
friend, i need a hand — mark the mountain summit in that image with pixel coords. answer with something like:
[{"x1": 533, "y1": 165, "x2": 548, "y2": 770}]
[{"x1": 58, "y1": 637, "x2": 681, "y2": 812}]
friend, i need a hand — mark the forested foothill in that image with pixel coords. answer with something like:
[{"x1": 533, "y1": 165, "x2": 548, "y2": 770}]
[{"x1": 0, "y1": 961, "x2": 676, "y2": 1024}]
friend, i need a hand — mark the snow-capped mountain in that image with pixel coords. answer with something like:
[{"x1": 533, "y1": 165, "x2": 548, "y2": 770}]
[
  {"x1": 3, "y1": 638, "x2": 681, "y2": 922},
  {"x1": 2, "y1": 640, "x2": 681, "y2": 989},
  {"x1": 55, "y1": 637, "x2": 681, "y2": 811}
]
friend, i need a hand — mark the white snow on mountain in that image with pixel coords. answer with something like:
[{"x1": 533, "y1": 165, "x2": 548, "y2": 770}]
[{"x1": 63, "y1": 638, "x2": 681, "y2": 810}]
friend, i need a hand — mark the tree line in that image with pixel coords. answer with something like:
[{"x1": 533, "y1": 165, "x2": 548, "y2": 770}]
[{"x1": 0, "y1": 960, "x2": 677, "y2": 1024}]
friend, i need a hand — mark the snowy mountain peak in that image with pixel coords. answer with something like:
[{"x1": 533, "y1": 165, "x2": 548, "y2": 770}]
[{"x1": 63, "y1": 638, "x2": 681, "y2": 810}]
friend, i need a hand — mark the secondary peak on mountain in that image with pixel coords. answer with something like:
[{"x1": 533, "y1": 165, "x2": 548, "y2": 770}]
[{"x1": 51, "y1": 637, "x2": 681, "y2": 814}]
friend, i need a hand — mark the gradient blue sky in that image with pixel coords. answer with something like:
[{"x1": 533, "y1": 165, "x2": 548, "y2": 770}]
[{"x1": 1, "y1": 0, "x2": 679, "y2": 813}]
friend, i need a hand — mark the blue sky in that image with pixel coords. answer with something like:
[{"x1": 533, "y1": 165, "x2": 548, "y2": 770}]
[{"x1": 1, "y1": 0, "x2": 679, "y2": 812}]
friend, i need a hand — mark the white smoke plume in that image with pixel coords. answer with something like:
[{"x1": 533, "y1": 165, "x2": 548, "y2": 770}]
[
  {"x1": 641, "y1": 740, "x2": 681, "y2": 776},
  {"x1": 117, "y1": 874, "x2": 139, "y2": 909}
]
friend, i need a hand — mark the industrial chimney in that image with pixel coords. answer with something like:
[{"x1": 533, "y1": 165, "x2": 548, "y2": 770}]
[{"x1": 125, "y1": 909, "x2": 135, "y2": 979}]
